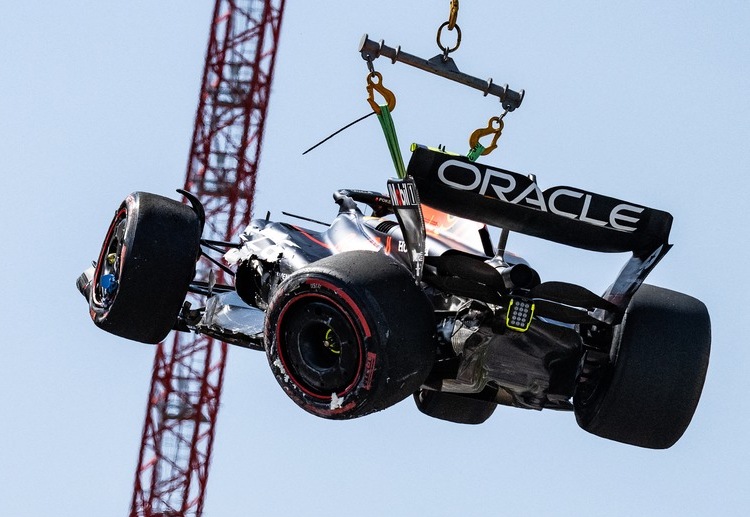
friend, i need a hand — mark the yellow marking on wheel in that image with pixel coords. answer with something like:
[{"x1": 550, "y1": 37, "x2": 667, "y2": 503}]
[{"x1": 324, "y1": 328, "x2": 341, "y2": 354}]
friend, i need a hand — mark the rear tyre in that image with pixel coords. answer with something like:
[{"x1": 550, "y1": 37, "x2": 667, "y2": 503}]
[
  {"x1": 89, "y1": 192, "x2": 201, "y2": 344},
  {"x1": 265, "y1": 250, "x2": 435, "y2": 419},
  {"x1": 414, "y1": 389, "x2": 496, "y2": 425},
  {"x1": 574, "y1": 284, "x2": 711, "y2": 449}
]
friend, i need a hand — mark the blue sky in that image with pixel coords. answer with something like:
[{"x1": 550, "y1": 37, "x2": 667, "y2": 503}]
[{"x1": 2, "y1": 1, "x2": 749, "y2": 515}]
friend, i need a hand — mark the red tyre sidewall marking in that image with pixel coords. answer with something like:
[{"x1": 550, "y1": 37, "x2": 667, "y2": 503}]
[
  {"x1": 275, "y1": 278, "x2": 374, "y2": 402},
  {"x1": 363, "y1": 352, "x2": 377, "y2": 390}
]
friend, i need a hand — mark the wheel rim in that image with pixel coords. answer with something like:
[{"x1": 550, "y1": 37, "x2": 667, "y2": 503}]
[
  {"x1": 277, "y1": 295, "x2": 364, "y2": 398},
  {"x1": 92, "y1": 208, "x2": 127, "y2": 310}
]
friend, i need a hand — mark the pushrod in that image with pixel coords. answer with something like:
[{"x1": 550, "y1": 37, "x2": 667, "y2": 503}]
[{"x1": 359, "y1": 34, "x2": 524, "y2": 111}]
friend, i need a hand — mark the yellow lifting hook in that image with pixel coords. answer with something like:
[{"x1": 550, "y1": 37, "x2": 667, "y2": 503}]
[
  {"x1": 469, "y1": 116, "x2": 504, "y2": 156},
  {"x1": 448, "y1": 0, "x2": 459, "y2": 30},
  {"x1": 366, "y1": 72, "x2": 397, "y2": 115}
]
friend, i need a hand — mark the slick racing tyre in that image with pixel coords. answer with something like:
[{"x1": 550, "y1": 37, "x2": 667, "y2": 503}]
[
  {"x1": 574, "y1": 284, "x2": 711, "y2": 449},
  {"x1": 413, "y1": 389, "x2": 497, "y2": 425},
  {"x1": 89, "y1": 192, "x2": 201, "y2": 344},
  {"x1": 265, "y1": 250, "x2": 436, "y2": 419}
]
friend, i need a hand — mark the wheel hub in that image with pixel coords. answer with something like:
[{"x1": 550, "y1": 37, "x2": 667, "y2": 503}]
[
  {"x1": 94, "y1": 213, "x2": 126, "y2": 308},
  {"x1": 278, "y1": 298, "x2": 362, "y2": 397}
]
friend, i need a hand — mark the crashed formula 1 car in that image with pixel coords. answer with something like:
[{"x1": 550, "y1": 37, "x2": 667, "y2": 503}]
[{"x1": 77, "y1": 145, "x2": 710, "y2": 449}]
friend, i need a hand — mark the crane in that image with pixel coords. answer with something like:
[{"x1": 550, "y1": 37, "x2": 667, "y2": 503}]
[{"x1": 129, "y1": 1, "x2": 286, "y2": 515}]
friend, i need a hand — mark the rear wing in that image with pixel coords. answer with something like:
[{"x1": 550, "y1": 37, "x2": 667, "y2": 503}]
[{"x1": 407, "y1": 145, "x2": 672, "y2": 255}]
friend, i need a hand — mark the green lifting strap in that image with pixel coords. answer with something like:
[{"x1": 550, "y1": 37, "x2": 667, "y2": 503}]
[
  {"x1": 376, "y1": 105, "x2": 406, "y2": 179},
  {"x1": 466, "y1": 143, "x2": 486, "y2": 162}
]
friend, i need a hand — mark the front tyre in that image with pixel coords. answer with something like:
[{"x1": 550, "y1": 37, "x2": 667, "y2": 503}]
[
  {"x1": 265, "y1": 250, "x2": 436, "y2": 419},
  {"x1": 88, "y1": 192, "x2": 201, "y2": 344},
  {"x1": 574, "y1": 284, "x2": 711, "y2": 449}
]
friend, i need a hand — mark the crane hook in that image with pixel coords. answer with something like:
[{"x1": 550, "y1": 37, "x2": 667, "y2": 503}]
[
  {"x1": 468, "y1": 116, "x2": 504, "y2": 159},
  {"x1": 366, "y1": 71, "x2": 397, "y2": 114}
]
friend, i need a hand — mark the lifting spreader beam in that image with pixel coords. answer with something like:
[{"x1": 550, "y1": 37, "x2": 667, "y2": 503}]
[{"x1": 359, "y1": 34, "x2": 524, "y2": 112}]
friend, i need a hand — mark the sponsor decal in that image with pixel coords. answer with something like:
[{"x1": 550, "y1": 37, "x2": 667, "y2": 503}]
[
  {"x1": 363, "y1": 352, "x2": 377, "y2": 390},
  {"x1": 436, "y1": 159, "x2": 644, "y2": 232},
  {"x1": 388, "y1": 180, "x2": 419, "y2": 207}
]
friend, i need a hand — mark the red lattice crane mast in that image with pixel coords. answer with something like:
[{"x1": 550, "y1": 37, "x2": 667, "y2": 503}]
[{"x1": 130, "y1": 1, "x2": 286, "y2": 515}]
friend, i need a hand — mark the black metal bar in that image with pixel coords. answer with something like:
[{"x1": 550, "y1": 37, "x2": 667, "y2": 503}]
[
  {"x1": 199, "y1": 249, "x2": 235, "y2": 277},
  {"x1": 281, "y1": 211, "x2": 330, "y2": 227},
  {"x1": 201, "y1": 239, "x2": 241, "y2": 249},
  {"x1": 359, "y1": 34, "x2": 524, "y2": 111},
  {"x1": 189, "y1": 281, "x2": 235, "y2": 293}
]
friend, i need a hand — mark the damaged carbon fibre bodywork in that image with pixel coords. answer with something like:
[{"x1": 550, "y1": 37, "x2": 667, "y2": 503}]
[
  {"x1": 190, "y1": 147, "x2": 670, "y2": 412},
  {"x1": 219, "y1": 196, "x2": 582, "y2": 410}
]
